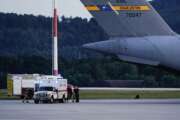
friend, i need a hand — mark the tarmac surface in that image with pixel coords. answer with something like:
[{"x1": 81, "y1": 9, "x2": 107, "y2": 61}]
[{"x1": 0, "y1": 99, "x2": 180, "y2": 120}]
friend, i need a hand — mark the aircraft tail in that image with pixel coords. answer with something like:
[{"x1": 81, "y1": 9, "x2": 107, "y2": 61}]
[{"x1": 80, "y1": 0, "x2": 175, "y2": 37}]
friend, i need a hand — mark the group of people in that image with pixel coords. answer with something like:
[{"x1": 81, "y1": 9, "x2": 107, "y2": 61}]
[{"x1": 67, "y1": 85, "x2": 79, "y2": 103}]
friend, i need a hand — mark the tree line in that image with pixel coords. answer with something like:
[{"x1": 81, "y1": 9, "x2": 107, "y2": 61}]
[{"x1": 0, "y1": 56, "x2": 180, "y2": 88}]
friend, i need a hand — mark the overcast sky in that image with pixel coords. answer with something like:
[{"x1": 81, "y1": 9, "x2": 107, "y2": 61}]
[
  {"x1": 0, "y1": 0, "x2": 92, "y2": 18},
  {"x1": 0, "y1": 0, "x2": 151, "y2": 18}
]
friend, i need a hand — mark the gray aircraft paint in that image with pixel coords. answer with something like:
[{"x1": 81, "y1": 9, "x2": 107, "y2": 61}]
[
  {"x1": 80, "y1": 0, "x2": 175, "y2": 37},
  {"x1": 80, "y1": 0, "x2": 180, "y2": 71},
  {"x1": 83, "y1": 36, "x2": 180, "y2": 70}
]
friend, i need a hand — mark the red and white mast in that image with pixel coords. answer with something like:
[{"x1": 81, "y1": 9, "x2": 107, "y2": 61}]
[{"x1": 52, "y1": 0, "x2": 59, "y2": 76}]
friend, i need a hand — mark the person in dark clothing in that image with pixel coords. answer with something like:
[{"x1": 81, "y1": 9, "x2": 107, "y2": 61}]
[
  {"x1": 74, "y1": 86, "x2": 79, "y2": 103},
  {"x1": 22, "y1": 89, "x2": 33, "y2": 103},
  {"x1": 28, "y1": 89, "x2": 33, "y2": 99},
  {"x1": 22, "y1": 90, "x2": 29, "y2": 103},
  {"x1": 67, "y1": 85, "x2": 73, "y2": 102}
]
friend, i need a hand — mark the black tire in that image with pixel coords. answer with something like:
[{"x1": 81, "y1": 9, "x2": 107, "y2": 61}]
[{"x1": 34, "y1": 99, "x2": 39, "y2": 104}]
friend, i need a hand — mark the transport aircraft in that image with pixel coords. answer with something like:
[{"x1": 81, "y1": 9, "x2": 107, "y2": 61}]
[{"x1": 81, "y1": 0, "x2": 180, "y2": 71}]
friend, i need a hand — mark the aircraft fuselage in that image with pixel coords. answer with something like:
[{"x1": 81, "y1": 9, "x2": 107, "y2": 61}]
[{"x1": 83, "y1": 35, "x2": 180, "y2": 71}]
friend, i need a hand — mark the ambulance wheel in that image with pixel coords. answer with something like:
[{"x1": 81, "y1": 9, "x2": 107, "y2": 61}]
[{"x1": 34, "y1": 99, "x2": 39, "y2": 104}]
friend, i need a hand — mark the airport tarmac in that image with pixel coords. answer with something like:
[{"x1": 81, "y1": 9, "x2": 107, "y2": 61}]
[{"x1": 0, "y1": 99, "x2": 180, "y2": 120}]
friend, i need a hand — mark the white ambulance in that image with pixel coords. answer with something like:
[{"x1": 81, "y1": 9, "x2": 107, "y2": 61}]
[{"x1": 33, "y1": 75, "x2": 68, "y2": 104}]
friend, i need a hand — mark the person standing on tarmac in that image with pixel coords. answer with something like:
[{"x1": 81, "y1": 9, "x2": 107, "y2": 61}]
[
  {"x1": 22, "y1": 90, "x2": 29, "y2": 103},
  {"x1": 22, "y1": 89, "x2": 33, "y2": 103},
  {"x1": 67, "y1": 85, "x2": 73, "y2": 102},
  {"x1": 74, "y1": 86, "x2": 79, "y2": 103}
]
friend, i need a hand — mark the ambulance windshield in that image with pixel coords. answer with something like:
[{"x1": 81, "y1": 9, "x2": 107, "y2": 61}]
[{"x1": 39, "y1": 87, "x2": 53, "y2": 91}]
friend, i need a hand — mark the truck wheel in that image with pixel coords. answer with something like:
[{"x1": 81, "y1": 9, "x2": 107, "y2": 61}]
[
  {"x1": 34, "y1": 99, "x2": 39, "y2": 104},
  {"x1": 50, "y1": 96, "x2": 54, "y2": 103}
]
